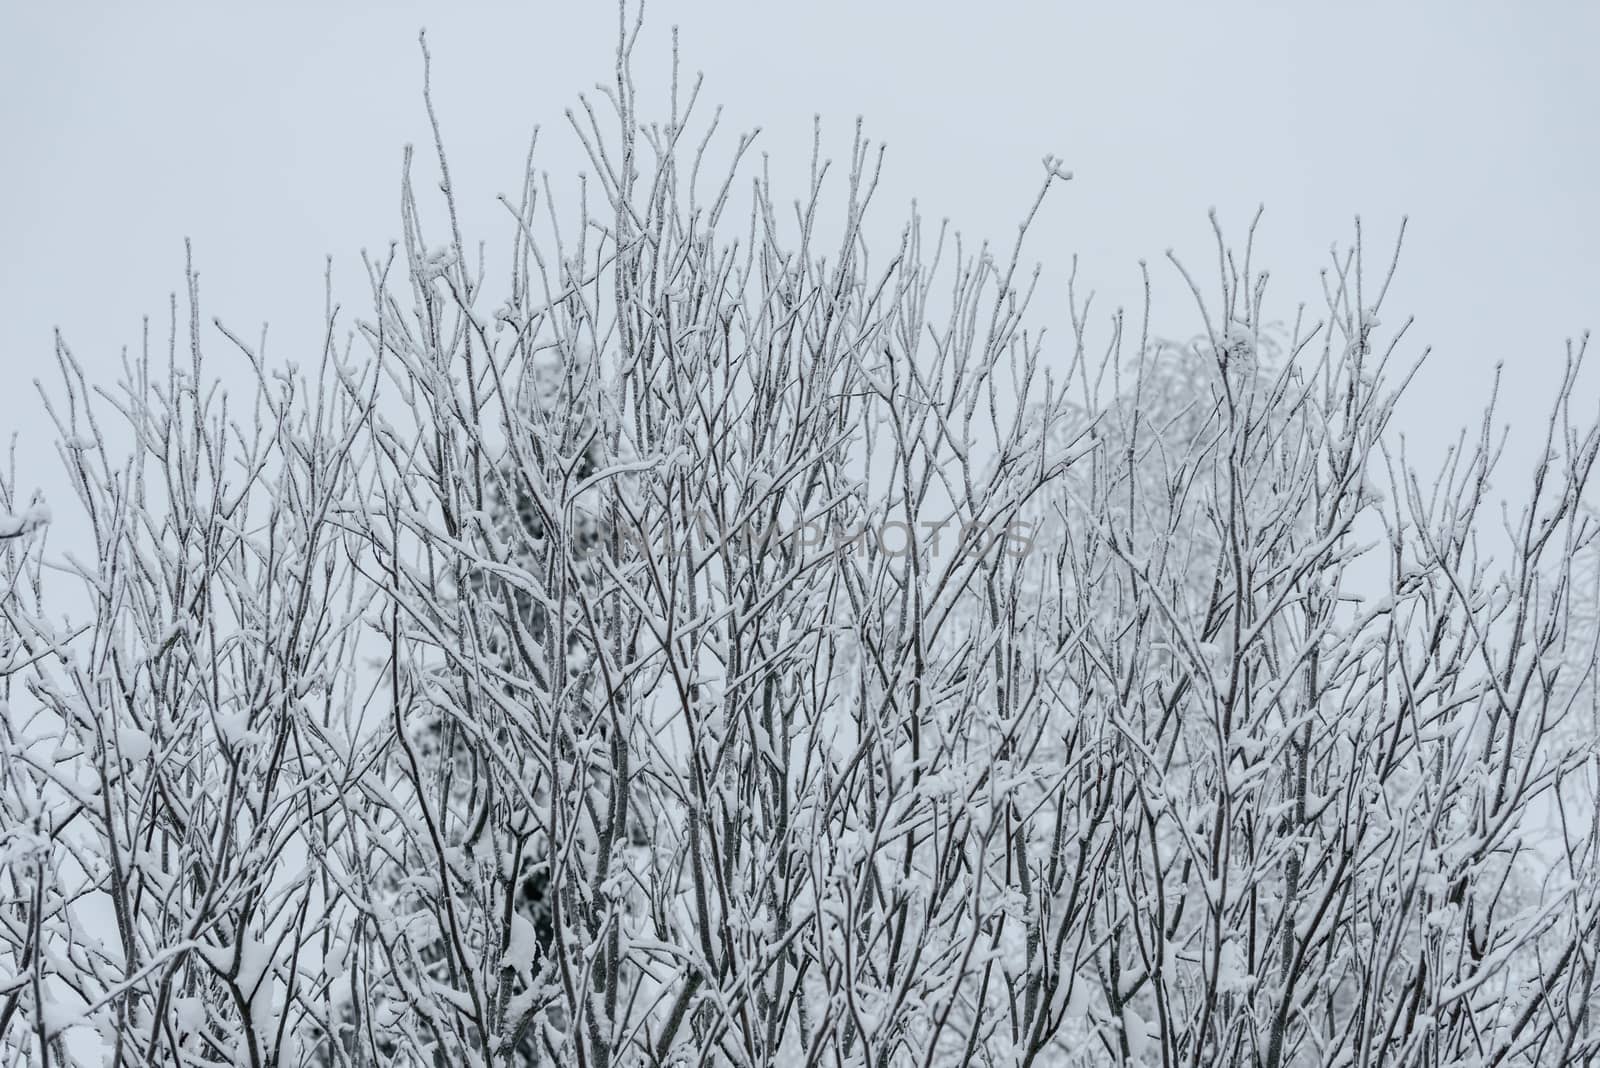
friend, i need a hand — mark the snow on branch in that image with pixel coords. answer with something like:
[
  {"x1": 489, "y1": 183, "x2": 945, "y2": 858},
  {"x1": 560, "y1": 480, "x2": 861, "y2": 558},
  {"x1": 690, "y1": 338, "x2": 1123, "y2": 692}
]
[{"x1": 4, "y1": 18, "x2": 1599, "y2": 1068}]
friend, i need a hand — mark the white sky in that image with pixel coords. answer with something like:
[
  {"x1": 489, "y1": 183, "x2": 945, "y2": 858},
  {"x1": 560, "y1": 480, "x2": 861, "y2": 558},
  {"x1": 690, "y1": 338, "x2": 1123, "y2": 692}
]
[{"x1": 3, "y1": 1, "x2": 1596, "y2": 527}]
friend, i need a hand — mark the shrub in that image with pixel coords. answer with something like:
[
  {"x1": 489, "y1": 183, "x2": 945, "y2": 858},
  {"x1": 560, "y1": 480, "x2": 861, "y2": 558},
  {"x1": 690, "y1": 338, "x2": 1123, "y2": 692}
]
[{"x1": 3, "y1": 18, "x2": 1598, "y2": 1068}]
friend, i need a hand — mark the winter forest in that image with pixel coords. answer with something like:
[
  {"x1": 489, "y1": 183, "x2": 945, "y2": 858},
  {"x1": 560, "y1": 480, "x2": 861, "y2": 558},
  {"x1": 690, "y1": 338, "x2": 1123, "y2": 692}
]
[{"x1": 4, "y1": 11, "x2": 1600, "y2": 1068}]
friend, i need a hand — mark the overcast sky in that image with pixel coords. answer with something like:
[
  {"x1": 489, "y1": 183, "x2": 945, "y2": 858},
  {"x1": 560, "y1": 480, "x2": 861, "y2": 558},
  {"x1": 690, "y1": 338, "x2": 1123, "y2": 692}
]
[{"x1": 4, "y1": 1, "x2": 1596, "y2": 533}]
